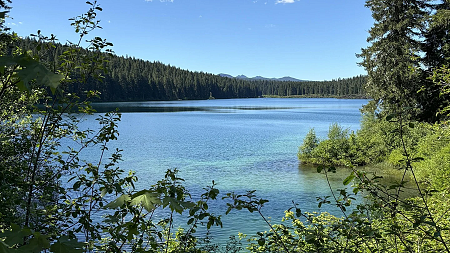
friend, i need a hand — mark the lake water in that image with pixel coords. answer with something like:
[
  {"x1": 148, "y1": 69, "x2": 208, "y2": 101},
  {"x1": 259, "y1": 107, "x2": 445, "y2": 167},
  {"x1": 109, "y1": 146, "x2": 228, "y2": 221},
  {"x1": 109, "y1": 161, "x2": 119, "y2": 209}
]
[{"x1": 79, "y1": 98, "x2": 368, "y2": 244}]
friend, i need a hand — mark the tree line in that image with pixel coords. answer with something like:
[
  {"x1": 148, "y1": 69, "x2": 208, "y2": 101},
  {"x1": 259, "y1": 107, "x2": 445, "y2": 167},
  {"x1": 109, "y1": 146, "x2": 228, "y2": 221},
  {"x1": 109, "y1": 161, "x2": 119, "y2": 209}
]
[
  {"x1": 11, "y1": 37, "x2": 366, "y2": 101},
  {"x1": 257, "y1": 75, "x2": 366, "y2": 98}
]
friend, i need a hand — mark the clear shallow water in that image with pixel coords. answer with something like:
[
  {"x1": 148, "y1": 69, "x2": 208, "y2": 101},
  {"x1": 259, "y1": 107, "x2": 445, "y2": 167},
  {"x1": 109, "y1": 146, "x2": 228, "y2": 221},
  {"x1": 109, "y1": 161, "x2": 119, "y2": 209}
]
[{"x1": 76, "y1": 98, "x2": 368, "y2": 244}]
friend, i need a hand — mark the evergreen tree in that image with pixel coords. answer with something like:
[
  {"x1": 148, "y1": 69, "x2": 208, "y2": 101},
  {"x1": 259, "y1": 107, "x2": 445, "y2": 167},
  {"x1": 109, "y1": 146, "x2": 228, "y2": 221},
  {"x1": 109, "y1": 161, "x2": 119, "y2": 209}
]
[
  {"x1": 419, "y1": 0, "x2": 450, "y2": 121},
  {"x1": 423, "y1": 0, "x2": 450, "y2": 68},
  {"x1": 358, "y1": 0, "x2": 430, "y2": 118}
]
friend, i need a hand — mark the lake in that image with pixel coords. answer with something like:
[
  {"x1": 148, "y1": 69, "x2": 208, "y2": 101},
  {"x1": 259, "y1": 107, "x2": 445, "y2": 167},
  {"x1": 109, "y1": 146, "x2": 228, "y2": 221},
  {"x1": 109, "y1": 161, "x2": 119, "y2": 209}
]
[{"x1": 78, "y1": 98, "x2": 368, "y2": 244}]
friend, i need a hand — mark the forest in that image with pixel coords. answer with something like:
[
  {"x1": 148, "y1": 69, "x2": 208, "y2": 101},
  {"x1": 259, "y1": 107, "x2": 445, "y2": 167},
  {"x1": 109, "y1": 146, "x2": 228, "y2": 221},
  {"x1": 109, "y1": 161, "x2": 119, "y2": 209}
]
[
  {"x1": 1, "y1": 0, "x2": 450, "y2": 252},
  {"x1": 11, "y1": 38, "x2": 367, "y2": 101}
]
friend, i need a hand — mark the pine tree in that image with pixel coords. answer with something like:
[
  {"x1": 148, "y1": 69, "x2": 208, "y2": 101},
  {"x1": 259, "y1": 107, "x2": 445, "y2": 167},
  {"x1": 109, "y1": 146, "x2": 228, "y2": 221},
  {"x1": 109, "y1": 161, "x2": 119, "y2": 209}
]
[
  {"x1": 358, "y1": 0, "x2": 430, "y2": 117},
  {"x1": 423, "y1": 0, "x2": 450, "y2": 68},
  {"x1": 419, "y1": 0, "x2": 450, "y2": 121}
]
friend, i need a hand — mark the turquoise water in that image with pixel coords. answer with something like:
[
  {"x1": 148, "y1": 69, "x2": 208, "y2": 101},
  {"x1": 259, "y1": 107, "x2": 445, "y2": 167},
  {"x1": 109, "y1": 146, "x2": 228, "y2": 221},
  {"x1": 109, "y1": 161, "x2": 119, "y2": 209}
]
[{"x1": 77, "y1": 98, "x2": 368, "y2": 244}]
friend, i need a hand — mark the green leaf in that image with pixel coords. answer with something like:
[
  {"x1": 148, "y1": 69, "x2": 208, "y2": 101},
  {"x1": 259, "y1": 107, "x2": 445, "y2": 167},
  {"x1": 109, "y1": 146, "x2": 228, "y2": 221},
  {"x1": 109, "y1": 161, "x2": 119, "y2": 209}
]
[
  {"x1": 207, "y1": 219, "x2": 214, "y2": 229},
  {"x1": 104, "y1": 194, "x2": 130, "y2": 209},
  {"x1": 130, "y1": 190, "x2": 161, "y2": 212},
  {"x1": 0, "y1": 11, "x2": 7, "y2": 19},
  {"x1": 38, "y1": 70, "x2": 64, "y2": 93},
  {"x1": 164, "y1": 197, "x2": 184, "y2": 214},
  {"x1": 317, "y1": 166, "x2": 323, "y2": 173},
  {"x1": 19, "y1": 232, "x2": 50, "y2": 253},
  {"x1": 100, "y1": 188, "x2": 107, "y2": 198},
  {"x1": 50, "y1": 236, "x2": 83, "y2": 253},
  {"x1": 189, "y1": 206, "x2": 201, "y2": 216},
  {"x1": 0, "y1": 54, "x2": 64, "y2": 94},
  {"x1": 127, "y1": 227, "x2": 139, "y2": 241},
  {"x1": 343, "y1": 173, "x2": 355, "y2": 185},
  {"x1": 0, "y1": 55, "x2": 19, "y2": 66},
  {"x1": 72, "y1": 181, "x2": 81, "y2": 191},
  {"x1": 181, "y1": 201, "x2": 195, "y2": 209},
  {"x1": 0, "y1": 240, "x2": 12, "y2": 253},
  {"x1": 198, "y1": 213, "x2": 208, "y2": 220},
  {"x1": 258, "y1": 238, "x2": 265, "y2": 246},
  {"x1": 0, "y1": 224, "x2": 32, "y2": 247}
]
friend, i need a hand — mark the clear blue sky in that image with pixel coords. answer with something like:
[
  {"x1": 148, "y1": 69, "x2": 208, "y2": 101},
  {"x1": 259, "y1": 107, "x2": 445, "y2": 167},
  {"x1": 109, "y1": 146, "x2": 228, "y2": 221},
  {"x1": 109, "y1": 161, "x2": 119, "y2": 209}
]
[{"x1": 7, "y1": 0, "x2": 373, "y2": 81}]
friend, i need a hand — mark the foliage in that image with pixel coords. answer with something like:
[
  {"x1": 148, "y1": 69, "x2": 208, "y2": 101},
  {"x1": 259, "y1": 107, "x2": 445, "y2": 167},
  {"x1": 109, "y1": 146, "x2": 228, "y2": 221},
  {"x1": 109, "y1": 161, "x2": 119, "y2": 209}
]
[
  {"x1": 278, "y1": 116, "x2": 450, "y2": 253},
  {"x1": 0, "y1": 1, "x2": 115, "y2": 250},
  {"x1": 411, "y1": 124, "x2": 450, "y2": 191},
  {"x1": 289, "y1": 0, "x2": 450, "y2": 250},
  {"x1": 0, "y1": 2, "x2": 231, "y2": 252},
  {"x1": 297, "y1": 128, "x2": 318, "y2": 161},
  {"x1": 298, "y1": 114, "x2": 433, "y2": 168},
  {"x1": 429, "y1": 64, "x2": 450, "y2": 119},
  {"x1": 298, "y1": 124, "x2": 352, "y2": 166},
  {"x1": 358, "y1": 0, "x2": 427, "y2": 119},
  {"x1": 357, "y1": 0, "x2": 450, "y2": 122}
]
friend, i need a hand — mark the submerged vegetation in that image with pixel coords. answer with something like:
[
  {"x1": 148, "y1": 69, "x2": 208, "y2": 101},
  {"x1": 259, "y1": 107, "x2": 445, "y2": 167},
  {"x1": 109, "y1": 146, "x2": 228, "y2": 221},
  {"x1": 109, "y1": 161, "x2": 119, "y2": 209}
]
[{"x1": 1, "y1": 0, "x2": 450, "y2": 252}]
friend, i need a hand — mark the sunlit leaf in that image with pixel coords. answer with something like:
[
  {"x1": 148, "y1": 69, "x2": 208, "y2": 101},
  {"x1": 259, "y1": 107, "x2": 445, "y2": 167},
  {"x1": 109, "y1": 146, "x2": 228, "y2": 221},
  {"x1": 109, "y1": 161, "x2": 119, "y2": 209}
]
[
  {"x1": 130, "y1": 190, "x2": 161, "y2": 212},
  {"x1": 0, "y1": 54, "x2": 64, "y2": 94},
  {"x1": 104, "y1": 194, "x2": 130, "y2": 209},
  {"x1": 343, "y1": 173, "x2": 355, "y2": 185}
]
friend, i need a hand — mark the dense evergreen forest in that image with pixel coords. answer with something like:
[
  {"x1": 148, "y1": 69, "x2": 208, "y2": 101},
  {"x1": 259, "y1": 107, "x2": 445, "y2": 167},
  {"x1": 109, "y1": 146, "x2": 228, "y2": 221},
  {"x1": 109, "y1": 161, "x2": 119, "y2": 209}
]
[{"x1": 12, "y1": 38, "x2": 366, "y2": 101}]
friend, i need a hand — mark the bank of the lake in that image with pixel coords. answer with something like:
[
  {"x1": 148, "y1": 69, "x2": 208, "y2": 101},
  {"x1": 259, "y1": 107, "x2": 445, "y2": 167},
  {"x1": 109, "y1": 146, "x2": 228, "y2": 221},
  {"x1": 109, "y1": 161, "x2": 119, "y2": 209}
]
[{"x1": 262, "y1": 94, "x2": 368, "y2": 99}]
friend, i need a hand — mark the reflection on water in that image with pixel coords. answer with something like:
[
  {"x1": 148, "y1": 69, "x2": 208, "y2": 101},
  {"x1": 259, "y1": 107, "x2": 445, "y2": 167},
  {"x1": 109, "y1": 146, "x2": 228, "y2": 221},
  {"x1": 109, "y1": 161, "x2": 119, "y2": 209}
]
[
  {"x1": 92, "y1": 103, "x2": 296, "y2": 113},
  {"x1": 94, "y1": 105, "x2": 207, "y2": 113}
]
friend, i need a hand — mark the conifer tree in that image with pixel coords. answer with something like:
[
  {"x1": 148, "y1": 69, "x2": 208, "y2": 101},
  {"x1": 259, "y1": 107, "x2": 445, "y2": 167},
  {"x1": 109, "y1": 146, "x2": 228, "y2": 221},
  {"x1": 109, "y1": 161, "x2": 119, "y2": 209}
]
[
  {"x1": 358, "y1": 0, "x2": 430, "y2": 118},
  {"x1": 416, "y1": 0, "x2": 450, "y2": 121},
  {"x1": 423, "y1": 0, "x2": 450, "y2": 68}
]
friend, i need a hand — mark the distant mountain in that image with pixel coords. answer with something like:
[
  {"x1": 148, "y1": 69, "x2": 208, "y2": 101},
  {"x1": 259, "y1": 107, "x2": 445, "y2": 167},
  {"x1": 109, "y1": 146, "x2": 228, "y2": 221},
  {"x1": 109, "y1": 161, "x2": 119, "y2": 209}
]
[
  {"x1": 218, "y1": 73, "x2": 233, "y2": 78},
  {"x1": 218, "y1": 73, "x2": 305, "y2": 82},
  {"x1": 278, "y1": 76, "x2": 305, "y2": 82},
  {"x1": 235, "y1": 74, "x2": 249, "y2": 79}
]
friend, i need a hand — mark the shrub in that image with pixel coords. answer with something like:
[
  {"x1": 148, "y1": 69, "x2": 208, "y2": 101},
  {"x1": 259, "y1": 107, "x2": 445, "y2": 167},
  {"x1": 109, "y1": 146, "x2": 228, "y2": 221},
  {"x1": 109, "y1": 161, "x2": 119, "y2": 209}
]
[{"x1": 298, "y1": 128, "x2": 319, "y2": 161}]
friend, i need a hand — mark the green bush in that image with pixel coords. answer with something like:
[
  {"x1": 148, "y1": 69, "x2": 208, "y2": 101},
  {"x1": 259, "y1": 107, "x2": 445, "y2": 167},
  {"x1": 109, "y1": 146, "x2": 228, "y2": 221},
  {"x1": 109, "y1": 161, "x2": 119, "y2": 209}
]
[
  {"x1": 299, "y1": 123, "x2": 353, "y2": 166},
  {"x1": 298, "y1": 128, "x2": 319, "y2": 160},
  {"x1": 413, "y1": 125, "x2": 450, "y2": 191}
]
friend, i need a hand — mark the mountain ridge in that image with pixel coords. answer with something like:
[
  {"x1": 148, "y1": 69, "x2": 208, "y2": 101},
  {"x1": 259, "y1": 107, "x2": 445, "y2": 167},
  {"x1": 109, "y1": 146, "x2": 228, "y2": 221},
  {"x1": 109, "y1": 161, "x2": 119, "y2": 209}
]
[{"x1": 219, "y1": 73, "x2": 306, "y2": 82}]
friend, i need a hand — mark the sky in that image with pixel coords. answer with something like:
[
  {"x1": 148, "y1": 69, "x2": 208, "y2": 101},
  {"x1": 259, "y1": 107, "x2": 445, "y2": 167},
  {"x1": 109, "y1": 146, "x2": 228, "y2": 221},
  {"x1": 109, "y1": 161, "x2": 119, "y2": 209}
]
[{"x1": 6, "y1": 0, "x2": 374, "y2": 81}]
